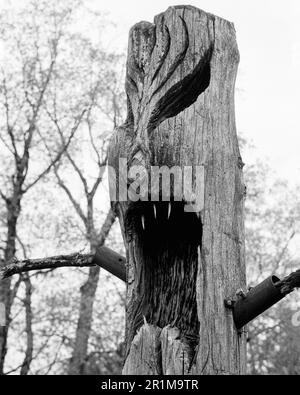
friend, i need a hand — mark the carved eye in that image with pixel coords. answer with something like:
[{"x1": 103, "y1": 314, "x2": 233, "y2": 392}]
[
  {"x1": 148, "y1": 52, "x2": 211, "y2": 131},
  {"x1": 125, "y1": 8, "x2": 212, "y2": 133}
]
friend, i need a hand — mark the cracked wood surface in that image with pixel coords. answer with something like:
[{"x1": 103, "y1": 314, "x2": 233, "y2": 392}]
[{"x1": 109, "y1": 5, "x2": 247, "y2": 375}]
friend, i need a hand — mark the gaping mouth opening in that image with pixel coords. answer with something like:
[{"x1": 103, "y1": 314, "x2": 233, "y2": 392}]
[{"x1": 125, "y1": 199, "x2": 202, "y2": 350}]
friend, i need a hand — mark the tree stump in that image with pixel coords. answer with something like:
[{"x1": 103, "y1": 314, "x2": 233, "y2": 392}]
[{"x1": 108, "y1": 5, "x2": 246, "y2": 375}]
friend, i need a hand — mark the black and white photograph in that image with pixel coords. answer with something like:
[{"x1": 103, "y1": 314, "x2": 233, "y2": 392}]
[{"x1": 0, "y1": 0, "x2": 299, "y2": 378}]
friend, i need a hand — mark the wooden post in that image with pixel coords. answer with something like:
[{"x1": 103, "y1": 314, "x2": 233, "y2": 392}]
[{"x1": 108, "y1": 5, "x2": 247, "y2": 375}]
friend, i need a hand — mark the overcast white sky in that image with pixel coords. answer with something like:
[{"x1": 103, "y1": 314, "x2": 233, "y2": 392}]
[{"x1": 1, "y1": 0, "x2": 300, "y2": 183}]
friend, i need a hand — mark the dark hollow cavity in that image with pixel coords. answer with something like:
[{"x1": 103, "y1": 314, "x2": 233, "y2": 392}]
[{"x1": 125, "y1": 200, "x2": 202, "y2": 355}]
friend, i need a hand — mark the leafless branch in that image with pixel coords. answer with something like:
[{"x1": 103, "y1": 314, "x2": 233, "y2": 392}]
[
  {"x1": 0, "y1": 189, "x2": 9, "y2": 203},
  {"x1": 98, "y1": 208, "x2": 116, "y2": 244},
  {"x1": 273, "y1": 230, "x2": 296, "y2": 273},
  {"x1": 36, "y1": 118, "x2": 87, "y2": 225},
  {"x1": 0, "y1": 246, "x2": 126, "y2": 282},
  {"x1": 0, "y1": 133, "x2": 15, "y2": 156},
  {"x1": 23, "y1": 109, "x2": 86, "y2": 193},
  {"x1": 86, "y1": 113, "x2": 101, "y2": 166},
  {"x1": 90, "y1": 161, "x2": 107, "y2": 199},
  {"x1": 1, "y1": 253, "x2": 94, "y2": 280},
  {"x1": 54, "y1": 168, "x2": 87, "y2": 225},
  {"x1": 47, "y1": 109, "x2": 89, "y2": 196},
  {"x1": 0, "y1": 72, "x2": 19, "y2": 157},
  {"x1": 44, "y1": 338, "x2": 64, "y2": 375},
  {"x1": 9, "y1": 276, "x2": 23, "y2": 308}
]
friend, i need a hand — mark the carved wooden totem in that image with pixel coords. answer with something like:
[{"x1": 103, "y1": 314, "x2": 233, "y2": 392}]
[{"x1": 108, "y1": 5, "x2": 247, "y2": 375}]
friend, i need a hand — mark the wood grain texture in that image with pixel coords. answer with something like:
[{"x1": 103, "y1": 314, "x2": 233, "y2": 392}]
[
  {"x1": 108, "y1": 5, "x2": 246, "y2": 375},
  {"x1": 123, "y1": 322, "x2": 162, "y2": 375},
  {"x1": 0, "y1": 246, "x2": 126, "y2": 282}
]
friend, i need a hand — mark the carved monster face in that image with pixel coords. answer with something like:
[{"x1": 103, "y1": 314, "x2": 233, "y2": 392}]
[
  {"x1": 108, "y1": 6, "x2": 240, "y2": 358},
  {"x1": 125, "y1": 12, "x2": 212, "y2": 165},
  {"x1": 118, "y1": 6, "x2": 212, "y2": 166},
  {"x1": 109, "y1": 5, "x2": 213, "y2": 219}
]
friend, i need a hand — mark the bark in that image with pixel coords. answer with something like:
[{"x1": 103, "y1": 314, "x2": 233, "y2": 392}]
[
  {"x1": 109, "y1": 5, "x2": 247, "y2": 375},
  {"x1": 20, "y1": 274, "x2": 33, "y2": 376},
  {"x1": 0, "y1": 192, "x2": 21, "y2": 374},
  {"x1": 0, "y1": 247, "x2": 126, "y2": 282},
  {"x1": 0, "y1": 276, "x2": 12, "y2": 375},
  {"x1": 68, "y1": 266, "x2": 100, "y2": 375},
  {"x1": 68, "y1": 209, "x2": 116, "y2": 375},
  {"x1": 0, "y1": 44, "x2": 58, "y2": 374}
]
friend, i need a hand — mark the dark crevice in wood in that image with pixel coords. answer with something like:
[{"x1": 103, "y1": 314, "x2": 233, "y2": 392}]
[
  {"x1": 125, "y1": 93, "x2": 134, "y2": 125},
  {"x1": 148, "y1": 49, "x2": 212, "y2": 132},
  {"x1": 124, "y1": 201, "x2": 202, "y2": 354},
  {"x1": 151, "y1": 20, "x2": 171, "y2": 84},
  {"x1": 126, "y1": 75, "x2": 139, "y2": 97},
  {"x1": 149, "y1": 25, "x2": 157, "y2": 58},
  {"x1": 151, "y1": 16, "x2": 189, "y2": 99}
]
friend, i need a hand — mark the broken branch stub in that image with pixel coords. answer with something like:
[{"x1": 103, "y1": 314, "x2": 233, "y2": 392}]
[{"x1": 108, "y1": 5, "x2": 246, "y2": 375}]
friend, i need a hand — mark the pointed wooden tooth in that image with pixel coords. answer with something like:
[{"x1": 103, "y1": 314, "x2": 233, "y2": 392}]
[
  {"x1": 153, "y1": 204, "x2": 157, "y2": 219},
  {"x1": 167, "y1": 203, "x2": 171, "y2": 219},
  {"x1": 141, "y1": 215, "x2": 145, "y2": 230}
]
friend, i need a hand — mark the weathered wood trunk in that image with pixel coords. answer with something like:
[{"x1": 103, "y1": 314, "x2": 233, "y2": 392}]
[{"x1": 108, "y1": 5, "x2": 246, "y2": 375}]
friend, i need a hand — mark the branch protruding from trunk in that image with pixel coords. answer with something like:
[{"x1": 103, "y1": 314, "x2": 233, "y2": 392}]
[{"x1": 0, "y1": 246, "x2": 126, "y2": 282}]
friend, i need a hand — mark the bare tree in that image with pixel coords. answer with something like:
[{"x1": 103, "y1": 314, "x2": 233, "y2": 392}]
[
  {"x1": 243, "y1": 157, "x2": 300, "y2": 374},
  {"x1": 0, "y1": 2, "x2": 71, "y2": 371},
  {"x1": 38, "y1": 18, "x2": 125, "y2": 374},
  {"x1": 0, "y1": 0, "x2": 124, "y2": 374}
]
